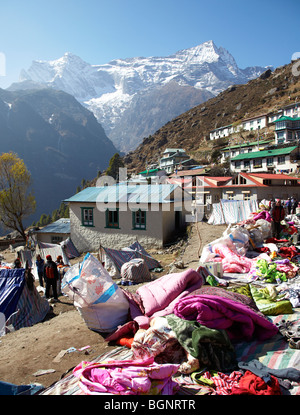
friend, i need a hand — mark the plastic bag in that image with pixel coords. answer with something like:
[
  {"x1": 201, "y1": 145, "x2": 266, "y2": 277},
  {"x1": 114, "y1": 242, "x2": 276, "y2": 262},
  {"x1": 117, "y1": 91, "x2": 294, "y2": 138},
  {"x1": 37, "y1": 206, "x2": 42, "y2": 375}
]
[
  {"x1": 62, "y1": 253, "x2": 129, "y2": 332},
  {"x1": 255, "y1": 219, "x2": 272, "y2": 239}
]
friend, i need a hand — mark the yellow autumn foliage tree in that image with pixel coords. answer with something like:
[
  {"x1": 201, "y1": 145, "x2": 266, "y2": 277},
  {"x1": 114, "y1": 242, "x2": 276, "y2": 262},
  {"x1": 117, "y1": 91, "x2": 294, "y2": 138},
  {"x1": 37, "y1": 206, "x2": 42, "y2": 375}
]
[{"x1": 0, "y1": 152, "x2": 36, "y2": 239}]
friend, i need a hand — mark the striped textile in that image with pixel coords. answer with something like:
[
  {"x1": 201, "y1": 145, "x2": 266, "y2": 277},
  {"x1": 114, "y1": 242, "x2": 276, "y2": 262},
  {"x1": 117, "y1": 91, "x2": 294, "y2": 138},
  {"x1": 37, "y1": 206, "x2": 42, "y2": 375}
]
[
  {"x1": 7, "y1": 279, "x2": 50, "y2": 331},
  {"x1": 101, "y1": 241, "x2": 160, "y2": 272},
  {"x1": 208, "y1": 200, "x2": 259, "y2": 225},
  {"x1": 202, "y1": 371, "x2": 243, "y2": 395},
  {"x1": 234, "y1": 309, "x2": 300, "y2": 395},
  {"x1": 60, "y1": 238, "x2": 79, "y2": 259}
]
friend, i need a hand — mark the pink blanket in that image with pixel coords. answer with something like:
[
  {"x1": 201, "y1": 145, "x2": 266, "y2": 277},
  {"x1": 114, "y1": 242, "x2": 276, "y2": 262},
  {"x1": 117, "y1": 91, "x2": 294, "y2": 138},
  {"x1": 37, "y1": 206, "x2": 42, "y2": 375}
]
[
  {"x1": 173, "y1": 294, "x2": 278, "y2": 342},
  {"x1": 212, "y1": 243, "x2": 254, "y2": 273},
  {"x1": 135, "y1": 268, "x2": 204, "y2": 328},
  {"x1": 73, "y1": 356, "x2": 179, "y2": 395}
]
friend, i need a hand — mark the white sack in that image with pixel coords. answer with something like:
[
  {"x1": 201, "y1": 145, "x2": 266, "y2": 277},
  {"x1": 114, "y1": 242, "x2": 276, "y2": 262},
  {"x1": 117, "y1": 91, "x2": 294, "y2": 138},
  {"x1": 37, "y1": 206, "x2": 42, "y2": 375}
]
[{"x1": 62, "y1": 253, "x2": 129, "y2": 332}]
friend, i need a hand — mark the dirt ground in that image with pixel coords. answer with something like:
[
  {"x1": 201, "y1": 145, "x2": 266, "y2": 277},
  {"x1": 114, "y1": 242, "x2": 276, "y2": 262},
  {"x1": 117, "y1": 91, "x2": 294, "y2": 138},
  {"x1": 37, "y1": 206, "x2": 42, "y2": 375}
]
[{"x1": 0, "y1": 222, "x2": 227, "y2": 391}]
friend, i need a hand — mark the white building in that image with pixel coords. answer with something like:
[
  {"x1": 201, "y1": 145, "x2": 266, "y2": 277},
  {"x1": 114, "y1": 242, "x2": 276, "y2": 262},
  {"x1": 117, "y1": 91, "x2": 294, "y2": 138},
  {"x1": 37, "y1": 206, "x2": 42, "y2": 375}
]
[
  {"x1": 230, "y1": 145, "x2": 299, "y2": 174},
  {"x1": 64, "y1": 184, "x2": 189, "y2": 252},
  {"x1": 241, "y1": 114, "x2": 268, "y2": 132},
  {"x1": 209, "y1": 124, "x2": 234, "y2": 140},
  {"x1": 159, "y1": 148, "x2": 191, "y2": 174},
  {"x1": 220, "y1": 139, "x2": 273, "y2": 163}
]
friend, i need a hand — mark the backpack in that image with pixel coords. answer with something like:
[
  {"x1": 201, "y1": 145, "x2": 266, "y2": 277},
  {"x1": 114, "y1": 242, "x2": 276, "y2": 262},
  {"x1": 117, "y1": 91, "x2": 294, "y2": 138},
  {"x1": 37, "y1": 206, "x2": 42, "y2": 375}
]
[{"x1": 45, "y1": 264, "x2": 55, "y2": 279}]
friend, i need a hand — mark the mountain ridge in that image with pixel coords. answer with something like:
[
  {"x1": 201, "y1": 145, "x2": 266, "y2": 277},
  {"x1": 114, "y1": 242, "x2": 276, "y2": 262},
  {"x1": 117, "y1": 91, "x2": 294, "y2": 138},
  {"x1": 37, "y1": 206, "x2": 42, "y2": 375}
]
[
  {"x1": 0, "y1": 87, "x2": 117, "y2": 227},
  {"x1": 18, "y1": 41, "x2": 270, "y2": 152}
]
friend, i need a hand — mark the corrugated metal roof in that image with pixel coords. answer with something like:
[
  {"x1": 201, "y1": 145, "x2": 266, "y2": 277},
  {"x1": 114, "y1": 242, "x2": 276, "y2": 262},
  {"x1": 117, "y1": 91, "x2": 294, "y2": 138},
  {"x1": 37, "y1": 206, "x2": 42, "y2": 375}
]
[
  {"x1": 36, "y1": 218, "x2": 70, "y2": 234},
  {"x1": 64, "y1": 187, "x2": 107, "y2": 203},
  {"x1": 231, "y1": 146, "x2": 297, "y2": 161},
  {"x1": 64, "y1": 184, "x2": 180, "y2": 204}
]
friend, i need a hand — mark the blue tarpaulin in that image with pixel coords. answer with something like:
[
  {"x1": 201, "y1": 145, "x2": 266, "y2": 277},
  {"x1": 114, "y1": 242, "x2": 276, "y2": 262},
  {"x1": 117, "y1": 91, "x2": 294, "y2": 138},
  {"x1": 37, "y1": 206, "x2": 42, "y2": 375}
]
[{"x1": 0, "y1": 269, "x2": 25, "y2": 320}]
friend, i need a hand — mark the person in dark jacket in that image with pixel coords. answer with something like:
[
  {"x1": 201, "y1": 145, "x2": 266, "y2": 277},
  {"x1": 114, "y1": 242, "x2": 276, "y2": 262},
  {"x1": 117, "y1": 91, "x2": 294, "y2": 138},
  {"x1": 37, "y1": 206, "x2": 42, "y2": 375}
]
[
  {"x1": 285, "y1": 198, "x2": 292, "y2": 214},
  {"x1": 291, "y1": 198, "x2": 298, "y2": 214},
  {"x1": 270, "y1": 199, "x2": 285, "y2": 239},
  {"x1": 36, "y1": 254, "x2": 45, "y2": 287},
  {"x1": 43, "y1": 254, "x2": 59, "y2": 301}
]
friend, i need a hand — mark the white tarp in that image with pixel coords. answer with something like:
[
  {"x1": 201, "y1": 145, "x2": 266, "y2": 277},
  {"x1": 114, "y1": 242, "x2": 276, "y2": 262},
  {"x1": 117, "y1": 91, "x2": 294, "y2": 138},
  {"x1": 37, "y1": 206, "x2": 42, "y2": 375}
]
[{"x1": 208, "y1": 199, "x2": 259, "y2": 225}]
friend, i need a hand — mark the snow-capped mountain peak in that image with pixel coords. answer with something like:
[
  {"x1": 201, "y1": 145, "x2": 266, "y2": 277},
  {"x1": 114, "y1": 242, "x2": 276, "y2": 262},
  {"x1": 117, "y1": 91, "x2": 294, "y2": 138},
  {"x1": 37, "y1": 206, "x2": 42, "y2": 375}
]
[{"x1": 18, "y1": 41, "x2": 269, "y2": 152}]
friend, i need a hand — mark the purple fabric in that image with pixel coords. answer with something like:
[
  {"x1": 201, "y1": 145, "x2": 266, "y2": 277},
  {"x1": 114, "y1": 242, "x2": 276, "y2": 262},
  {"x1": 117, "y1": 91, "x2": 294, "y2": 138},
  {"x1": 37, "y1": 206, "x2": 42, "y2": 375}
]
[
  {"x1": 252, "y1": 211, "x2": 272, "y2": 222},
  {"x1": 173, "y1": 294, "x2": 278, "y2": 342}
]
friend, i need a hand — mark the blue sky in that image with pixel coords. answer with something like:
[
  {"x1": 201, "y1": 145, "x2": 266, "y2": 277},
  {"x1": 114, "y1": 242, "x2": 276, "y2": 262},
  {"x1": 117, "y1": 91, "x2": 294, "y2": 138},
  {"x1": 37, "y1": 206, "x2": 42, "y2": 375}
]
[{"x1": 0, "y1": 0, "x2": 299, "y2": 88}]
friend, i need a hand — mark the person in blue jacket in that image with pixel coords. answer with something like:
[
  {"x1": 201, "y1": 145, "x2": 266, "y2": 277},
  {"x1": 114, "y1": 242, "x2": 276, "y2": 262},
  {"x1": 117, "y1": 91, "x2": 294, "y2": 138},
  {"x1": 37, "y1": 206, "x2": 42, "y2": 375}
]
[{"x1": 36, "y1": 254, "x2": 45, "y2": 287}]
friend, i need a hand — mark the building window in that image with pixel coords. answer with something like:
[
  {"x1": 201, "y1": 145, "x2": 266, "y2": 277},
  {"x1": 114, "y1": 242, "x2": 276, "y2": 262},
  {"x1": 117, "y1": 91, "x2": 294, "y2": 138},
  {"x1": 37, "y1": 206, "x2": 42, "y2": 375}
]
[
  {"x1": 81, "y1": 207, "x2": 94, "y2": 227},
  {"x1": 235, "y1": 161, "x2": 241, "y2": 168},
  {"x1": 253, "y1": 159, "x2": 262, "y2": 168},
  {"x1": 105, "y1": 209, "x2": 119, "y2": 228},
  {"x1": 132, "y1": 209, "x2": 146, "y2": 230},
  {"x1": 227, "y1": 193, "x2": 234, "y2": 200},
  {"x1": 278, "y1": 156, "x2": 285, "y2": 165},
  {"x1": 267, "y1": 157, "x2": 273, "y2": 166},
  {"x1": 51, "y1": 236, "x2": 63, "y2": 244},
  {"x1": 244, "y1": 160, "x2": 250, "y2": 169},
  {"x1": 243, "y1": 194, "x2": 250, "y2": 201},
  {"x1": 240, "y1": 176, "x2": 247, "y2": 184},
  {"x1": 276, "y1": 121, "x2": 287, "y2": 130}
]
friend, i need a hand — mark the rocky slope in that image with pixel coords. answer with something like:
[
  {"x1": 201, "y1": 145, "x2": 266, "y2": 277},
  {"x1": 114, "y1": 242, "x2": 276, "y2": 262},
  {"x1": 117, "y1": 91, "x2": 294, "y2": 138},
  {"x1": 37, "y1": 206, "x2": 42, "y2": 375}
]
[{"x1": 123, "y1": 61, "x2": 300, "y2": 173}]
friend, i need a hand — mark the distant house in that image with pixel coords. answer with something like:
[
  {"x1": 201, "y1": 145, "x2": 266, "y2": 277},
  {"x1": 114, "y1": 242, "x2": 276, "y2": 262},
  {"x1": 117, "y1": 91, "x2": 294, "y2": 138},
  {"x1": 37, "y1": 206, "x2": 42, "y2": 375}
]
[
  {"x1": 209, "y1": 124, "x2": 234, "y2": 140},
  {"x1": 221, "y1": 173, "x2": 300, "y2": 202},
  {"x1": 209, "y1": 115, "x2": 268, "y2": 141},
  {"x1": 220, "y1": 139, "x2": 273, "y2": 163},
  {"x1": 34, "y1": 218, "x2": 70, "y2": 244},
  {"x1": 241, "y1": 114, "x2": 268, "y2": 132},
  {"x1": 274, "y1": 116, "x2": 300, "y2": 145},
  {"x1": 64, "y1": 183, "x2": 189, "y2": 253},
  {"x1": 230, "y1": 145, "x2": 299, "y2": 173},
  {"x1": 175, "y1": 173, "x2": 300, "y2": 209},
  {"x1": 159, "y1": 148, "x2": 191, "y2": 174},
  {"x1": 268, "y1": 101, "x2": 300, "y2": 123}
]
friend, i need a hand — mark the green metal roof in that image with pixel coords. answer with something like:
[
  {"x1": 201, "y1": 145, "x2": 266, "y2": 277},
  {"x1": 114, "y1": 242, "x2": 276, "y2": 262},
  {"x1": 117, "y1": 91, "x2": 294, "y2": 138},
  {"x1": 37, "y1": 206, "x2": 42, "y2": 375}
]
[
  {"x1": 139, "y1": 168, "x2": 162, "y2": 175},
  {"x1": 231, "y1": 146, "x2": 297, "y2": 161},
  {"x1": 274, "y1": 116, "x2": 300, "y2": 122},
  {"x1": 222, "y1": 139, "x2": 273, "y2": 151}
]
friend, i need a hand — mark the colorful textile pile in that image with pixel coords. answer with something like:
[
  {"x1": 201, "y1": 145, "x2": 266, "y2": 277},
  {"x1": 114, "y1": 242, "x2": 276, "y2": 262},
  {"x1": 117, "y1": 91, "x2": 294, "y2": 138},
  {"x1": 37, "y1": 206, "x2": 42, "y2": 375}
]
[{"x1": 249, "y1": 257, "x2": 299, "y2": 283}]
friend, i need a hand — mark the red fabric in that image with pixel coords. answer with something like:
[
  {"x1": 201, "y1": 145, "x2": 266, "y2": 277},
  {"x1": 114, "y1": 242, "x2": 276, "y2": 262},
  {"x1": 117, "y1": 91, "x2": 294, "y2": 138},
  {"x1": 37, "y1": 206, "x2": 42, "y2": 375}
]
[
  {"x1": 231, "y1": 371, "x2": 282, "y2": 395},
  {"x1": 279, "y1": 246, "x2": 298, "y2": 258},
  {"x1": 255, "y1": 247, "x2": 270, "y2": 253},
  {"x1": 116, "y1": 336, "x2": 134, "y2": 348},
  {"x1": 265, "y1": 238, "x2": 288, "y2": 244}
]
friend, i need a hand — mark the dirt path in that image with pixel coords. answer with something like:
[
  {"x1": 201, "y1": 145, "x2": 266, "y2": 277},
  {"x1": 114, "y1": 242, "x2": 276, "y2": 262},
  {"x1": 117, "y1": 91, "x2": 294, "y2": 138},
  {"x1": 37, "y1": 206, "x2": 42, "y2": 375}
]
[{"x1": 0, "y1": 222, "x2": 227, "y2": 390}]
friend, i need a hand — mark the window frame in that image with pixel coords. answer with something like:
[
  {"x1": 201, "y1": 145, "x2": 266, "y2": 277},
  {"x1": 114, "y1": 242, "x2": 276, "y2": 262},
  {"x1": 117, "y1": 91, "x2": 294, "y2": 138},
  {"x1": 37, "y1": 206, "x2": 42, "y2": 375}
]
[
  {"x1": 132, "y1": 209, "x2": 146, "y2": 230},
  {"x1": 81, "y1": 207, "x2": 94, "y2": 227},
  {"x1": 105, "y1": 208, "x2": 120, "y2": 229}
]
